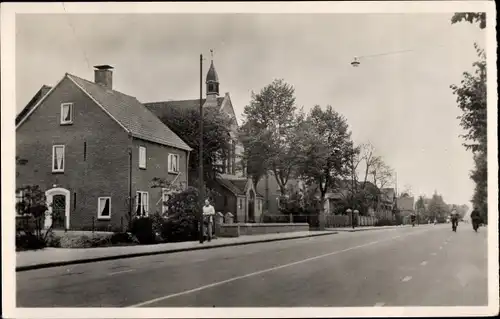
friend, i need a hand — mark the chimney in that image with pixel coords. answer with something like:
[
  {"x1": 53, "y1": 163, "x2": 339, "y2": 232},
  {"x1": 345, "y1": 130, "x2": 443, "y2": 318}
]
[{"x1": 94, "y1": 65, "x2": 114, "y2": 89}]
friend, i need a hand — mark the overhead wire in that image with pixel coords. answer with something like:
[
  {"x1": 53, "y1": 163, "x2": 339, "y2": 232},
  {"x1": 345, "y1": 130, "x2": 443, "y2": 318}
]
[{"x1": 357, "y1": 43, "x2": 448, "y2": 60}]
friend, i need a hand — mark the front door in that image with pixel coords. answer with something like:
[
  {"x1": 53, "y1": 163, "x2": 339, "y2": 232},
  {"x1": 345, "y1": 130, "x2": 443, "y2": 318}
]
[
  {"x1": 52, "y1": 194, "x2": 66, "y2": 229},
  {"x1": 45, "y1": 188, "x2": 70, "y2": 230}
]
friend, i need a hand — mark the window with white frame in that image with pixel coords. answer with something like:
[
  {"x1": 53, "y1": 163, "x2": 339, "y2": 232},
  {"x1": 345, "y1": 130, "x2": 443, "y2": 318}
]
[
  {"x1": 136, "y1": 191, "x2": 149, "y2": 217},
  {"x1": 139, "y1": 146, "x2": 146, "y2": 169},
  {"x1": 52, "y1": 145, "x2": 65, "y2": 172},
  {"x1": 168, "y1": 153, "x2": 179, "y2": 173},
  {"x1": 161, "y1": 188, "x2": 170, "y2": 215},
  {"x1": 97, "y1": 197, "x2": 111, "y2": 220},
  {"x1": 60, "y1": 103, "x2": 73, "y2": 124}
]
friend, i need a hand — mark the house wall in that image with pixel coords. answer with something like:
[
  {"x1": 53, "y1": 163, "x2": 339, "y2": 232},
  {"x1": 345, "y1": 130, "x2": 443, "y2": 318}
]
[
  {"x1": 130, "y1": 138, "x2": 188, "y2": 216},
  {"x1": 16, "y1": 77, "x2": 130, "y2": 231}
]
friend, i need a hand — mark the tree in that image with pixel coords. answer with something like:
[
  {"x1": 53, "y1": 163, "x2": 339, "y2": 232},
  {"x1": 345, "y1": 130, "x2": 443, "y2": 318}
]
[
  {"x1": 450, "y1": 12, "x2": 488, "y2": 221},
  {"x1": 427, "y1": 192, "x2": 450, "y2": 222},
  {"x1": 370, "y1": 156, "x2": 394, "y2": 189},
  {"x1": 415, "y1": 195, "x2": 427, "y2": 219},
  {"x1": 296, "y1": 105, "x2": 354, "y2": 230},
  {"x1": 239, "y1": 79, "x2": 300, "y2": 194},
  {"x1": 358, "y1": 142, "x2": 377, "y2": 188},
  {"x1": 158, "y1": 105, "x2": 233, "y2": 186},
  {"x1": 451, "y1": 12, "x2": 486, "y2": 29}
]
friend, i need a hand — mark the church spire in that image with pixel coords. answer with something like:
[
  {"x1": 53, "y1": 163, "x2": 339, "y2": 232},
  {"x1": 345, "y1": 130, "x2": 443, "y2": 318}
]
[{"x1": 206, "y1": 49, "x2": 219, "y2": 97}]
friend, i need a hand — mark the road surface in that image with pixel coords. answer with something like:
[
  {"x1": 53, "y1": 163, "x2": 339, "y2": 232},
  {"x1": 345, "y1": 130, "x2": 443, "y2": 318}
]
[{"x1": 17, "y1": 223, "x2": 488, "y2": 307}]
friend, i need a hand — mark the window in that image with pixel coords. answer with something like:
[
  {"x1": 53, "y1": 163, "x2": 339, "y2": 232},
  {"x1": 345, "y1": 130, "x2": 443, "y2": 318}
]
[
  {"x1": 168, "y1": 153, "x2": 179, "y2": 173},
  {"x1": 239, "y1": 198, "x2": 243, "y2": 210},
  {"x1": 136, "y1": 191, "x2": 149, "y2": 217},
  {"x1": 52, "y1": 145, "x2": 65, "y2": 172},
  {"x1": 97, "y1": 197, "x2": 111, "y2": 220},
  {"x1": 139, "y1": 146, "x2": 146, "y2": 169},
  {"x1": 161, "y1": 188, "x2": 170, "y2": 215},
  {"x1": 60, "y1": 103, "x2": 73, "y2": 124}
]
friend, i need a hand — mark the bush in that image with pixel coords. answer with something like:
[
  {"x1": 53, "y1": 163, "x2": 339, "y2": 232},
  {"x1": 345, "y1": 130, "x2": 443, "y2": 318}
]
[
  {"x1": 60, "y1": 234, "x2": 93, "y2": 248},
  {"x1": 110, "y1": 232, "x2": 140, "y2": 245},
  {"x1": 160, "y1": 187, "x2": 200, "y2": 243},
  {"x1": 131, "y1": 217, "x2": 156, "y2": 245},
  {"x1": 45, "y1": 231, "x2": 61, "y2": 248},
  {"x1": 150, "y1": 212, "x2": 166, "y2": 242},
  {"x1": 16, "y1": 233, "x2": 46, "y2": 251}
]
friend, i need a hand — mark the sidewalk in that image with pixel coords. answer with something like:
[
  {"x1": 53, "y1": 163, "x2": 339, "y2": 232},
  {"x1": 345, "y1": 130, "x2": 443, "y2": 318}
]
[
  {"x1": 326, "y1": 224, "x2": 432, "y2": 232},
  {"x1": 16, "y1": 230, "x2": 337, "y2": 272}
]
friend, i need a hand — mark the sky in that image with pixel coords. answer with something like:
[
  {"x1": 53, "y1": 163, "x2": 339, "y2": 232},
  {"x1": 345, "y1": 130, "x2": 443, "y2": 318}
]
[{"x1": 15, "y1": 13, "x2": 486, "y2": 206}]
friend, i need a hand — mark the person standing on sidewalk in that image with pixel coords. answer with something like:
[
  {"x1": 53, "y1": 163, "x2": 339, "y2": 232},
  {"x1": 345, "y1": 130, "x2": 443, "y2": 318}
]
[{"x1": 202, "y1": 199, "x2": 215, "y2": 242}]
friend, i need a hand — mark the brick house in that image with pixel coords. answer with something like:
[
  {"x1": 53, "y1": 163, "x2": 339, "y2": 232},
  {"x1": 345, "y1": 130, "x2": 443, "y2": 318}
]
[
  {"x1": 16, "y1": 65, "x2": 192, "y2": 231},
  {"x1": 145, "y1": 58, "x2": 263, "y2": 223}
]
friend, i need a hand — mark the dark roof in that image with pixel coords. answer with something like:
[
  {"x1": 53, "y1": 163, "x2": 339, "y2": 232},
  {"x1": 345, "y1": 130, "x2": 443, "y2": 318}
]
[
  {"x1": 16, "y1": 85, "x2": 51, "y2": 125},
  {"x1": 206, "y1": 60, "x2": 219, "y2": 82},
  {"x1": 67, "y1": 74, "x2": 192, "y2": 151},
  {"x1": 144, "y1": 97, "x2": 225, "y2": 118},
  {"x1": 216, "y1": 177, "x2": 263, "y2": 197}
]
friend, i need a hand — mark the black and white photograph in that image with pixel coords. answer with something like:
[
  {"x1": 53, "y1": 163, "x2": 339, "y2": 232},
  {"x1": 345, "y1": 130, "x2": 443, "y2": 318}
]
[{"x1": 1, "y1": 1, "x2": 498, "y2": 318}]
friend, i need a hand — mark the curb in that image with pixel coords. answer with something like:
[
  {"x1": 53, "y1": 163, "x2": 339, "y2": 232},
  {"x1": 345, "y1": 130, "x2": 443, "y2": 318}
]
[{"x1": 16, "y1": 231, "x2": 338, "y2": 272}]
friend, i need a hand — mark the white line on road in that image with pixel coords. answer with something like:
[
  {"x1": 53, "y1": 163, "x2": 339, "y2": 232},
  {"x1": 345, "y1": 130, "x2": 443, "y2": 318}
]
[
  {"x1": 128, "y1": 230, "x2": 431, "y2": 307},
  {"x1": 420, "y1": 261, "x2": 428, "y2": 266},
  {"x1": 108, "y1": 269, "x2": 135, "y2": 276},
  {"x1": 431, "y1": 252, "x2": 437, "y2": 256},
  {"x1": 374, "y1": 302, "x2": 385, "y2": 307},
  {"x1": 402, "y1": 276, "x2": 412, "y2": 282}
]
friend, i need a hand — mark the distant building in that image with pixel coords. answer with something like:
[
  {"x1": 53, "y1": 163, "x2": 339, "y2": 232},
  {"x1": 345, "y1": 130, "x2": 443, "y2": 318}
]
[{"x1": 397, "y1": 195, "x2": 415, "y2": 221}]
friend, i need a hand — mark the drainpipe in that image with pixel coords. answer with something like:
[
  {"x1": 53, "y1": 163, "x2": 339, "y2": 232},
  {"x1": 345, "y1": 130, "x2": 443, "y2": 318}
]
[{"x1": 128, "y1": 145, "x2": 133, "y2": 230}]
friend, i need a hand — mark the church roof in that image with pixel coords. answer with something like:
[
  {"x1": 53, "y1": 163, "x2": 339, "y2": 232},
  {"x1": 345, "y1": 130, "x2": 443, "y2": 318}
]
[
  {"x1": 206, "y1": 60, "x2": 219, "y2": 83},
  {"x1": 144, "y1": 97, "x2": 225, "y2": 119}
]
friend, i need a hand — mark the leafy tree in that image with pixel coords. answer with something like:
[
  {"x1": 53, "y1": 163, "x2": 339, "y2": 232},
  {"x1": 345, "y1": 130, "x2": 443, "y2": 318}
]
[
  {"x1": 158, "y1": 105, "x2": 233, "y2": 186},
  {"x1": 161, "y1": 187, "x2": 202, "y2": 242},
  {"x1": 451, "y1": 12, "x2": 486, "y2": 29},
  {"x1": 450, "y1": 45, "x2": 487, "y2": 153},
  {"x1": 415, "y1": 195, "x2": 427, "y2": 216},
  {"x1": 470, "y1": 151, "x2": 487, "y2": 221},
  {"x1": 427, "y1": 192, "x2": 450, "y2": 221},
  {"x1": 295, "y1": 105, "x2": 354, "y2": 230},
  {"x1": 239, "y1": 79, "x2": 300, "y2": 194},
  {"x1": 450, "y1": 12, "x2": 488, "y2": 221}
]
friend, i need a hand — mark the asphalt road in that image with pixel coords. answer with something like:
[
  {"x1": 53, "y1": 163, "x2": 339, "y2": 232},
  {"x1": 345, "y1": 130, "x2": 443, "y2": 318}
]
[{"x1": 16, "y1": 223, "x2": 488, "y2": 307}]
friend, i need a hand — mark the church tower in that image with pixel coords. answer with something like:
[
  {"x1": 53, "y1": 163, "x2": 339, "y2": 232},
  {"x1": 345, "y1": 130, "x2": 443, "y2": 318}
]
[{"x1": 205, "y1": 50, "x2": 220, "y2": 107}]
